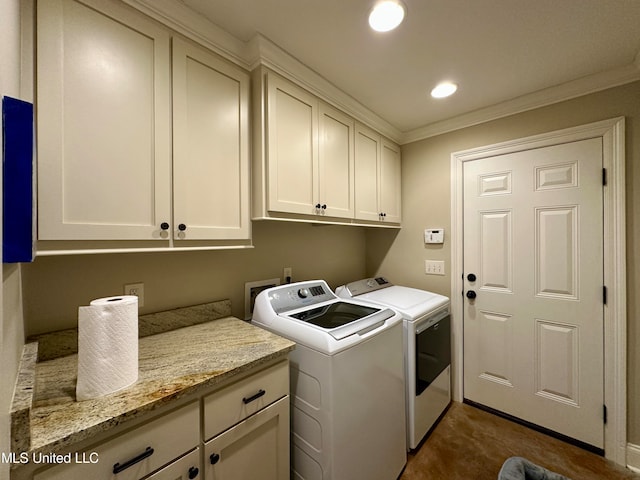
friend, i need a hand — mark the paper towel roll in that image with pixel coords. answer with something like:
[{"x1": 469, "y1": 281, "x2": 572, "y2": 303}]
[{"x1": 76, "y1": 295, "x2": 139, "y2": 401}]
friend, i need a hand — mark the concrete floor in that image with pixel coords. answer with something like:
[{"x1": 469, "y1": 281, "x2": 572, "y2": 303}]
[{"x1": 400, "y1": 402, "x2": 638, "y2": 480}]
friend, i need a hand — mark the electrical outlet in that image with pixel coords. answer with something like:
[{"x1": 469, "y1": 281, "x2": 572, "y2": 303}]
[
  {"x1": 283, "y1": 267, "x2": 292, "y2": 283},
  {"x1": 124, "y1": 282, "x2": 144, "y2": 307},
  {"x1": 425, "y1": 260, "x2": 445, "y2": 276}
]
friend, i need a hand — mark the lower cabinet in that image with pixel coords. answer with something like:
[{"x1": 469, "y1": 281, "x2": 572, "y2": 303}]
[
  {"x1": 33, "y1": 402, "x2": 200, "y2": 480},
  {"x1": 30, "y1": 361, "x2": 290, "y2": 480},
  {"x1": 203, "y1": 397, "x2": 289, "y2": 480}
]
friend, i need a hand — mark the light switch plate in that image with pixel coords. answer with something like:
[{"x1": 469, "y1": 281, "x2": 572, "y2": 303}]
[{"x1": 425, "y1": 260, "x2": 445, "y2": 275}]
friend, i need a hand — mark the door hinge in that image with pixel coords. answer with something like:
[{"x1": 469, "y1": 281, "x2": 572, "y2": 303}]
[
  {"x1": 603, "y1": 404, "x2": 607, "y2": 424},
  {"x1": 602, "y1": 168, "x2": 607, "y2": 186},
  {"x1": 603, "y1": 286, "x2": 607, "y2": 305}
]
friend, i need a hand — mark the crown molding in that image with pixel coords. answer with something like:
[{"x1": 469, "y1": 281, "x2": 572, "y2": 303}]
[
  {"x1": 122, "y1": 1, "x2": 402, "y2": 143},
  {"x1": 248, "y1": 34, "x2": 403, "y2": 142},
  {"x1": 122, "y1": 1, "x2": 639, "y2": 147},
  {"x1": 401, "y1": 58, "x2": 640, "y2": 144},
  {"x1": 121, "y1": 0, "x2": 251, "y2": 69}
]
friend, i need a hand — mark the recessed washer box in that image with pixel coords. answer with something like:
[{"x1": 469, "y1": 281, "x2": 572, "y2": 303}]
[{"x1": 244, "y1": 278, "x2": 280, "y2": 320}]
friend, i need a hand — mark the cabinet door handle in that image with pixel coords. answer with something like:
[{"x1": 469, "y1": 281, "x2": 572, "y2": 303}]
[
  {"x1": 112, "y1": 446, "x2": 154, "y2": 474},
  {"x1": 210, "y1": 452, "x2": 220, "y2": 465},
  {"x1": 178, "y1": 223, "x2": 187, "y2": 231},
  {"x1": 160, "y1": 222, "x2": 170, "y2": 230},
  {"x1": 242, "y1": 389, "x2": 266, "y2": 404},
  {"x1": 188, "y1": 466, "x2": 199, "y2": 479}
]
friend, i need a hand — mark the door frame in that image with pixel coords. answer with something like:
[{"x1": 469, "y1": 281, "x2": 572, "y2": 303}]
[{"x1": 450, "y1": 117, "x2": 627, "y2": 465}]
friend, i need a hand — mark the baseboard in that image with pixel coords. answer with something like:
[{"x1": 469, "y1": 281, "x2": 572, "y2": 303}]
[{"x1": 628, "y1": 443, "x2": 640, "y2": 473}]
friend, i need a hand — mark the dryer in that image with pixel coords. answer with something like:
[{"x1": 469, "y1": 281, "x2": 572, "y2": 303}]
[{"x1": 336, "y1": 276, "x2": 451, "y2": 450}]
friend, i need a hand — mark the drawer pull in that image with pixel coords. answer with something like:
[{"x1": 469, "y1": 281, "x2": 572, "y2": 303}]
[
  {"x1": 242, "y1": 389, "x2": 266, "y2": 404},
  {"x1": 112, "y1": 446, "x2": 154, "y2": 474},
  {"x1": 188, "y1": 466, "x2": 199, "y2": 479},
  {"x1": 210, "y1": 453, "x2": 220, "y2": 465}
]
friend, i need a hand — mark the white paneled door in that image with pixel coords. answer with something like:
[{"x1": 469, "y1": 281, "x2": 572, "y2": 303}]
[{"x1": 463, "y1": 138, "x2": 604, "y2": 449}]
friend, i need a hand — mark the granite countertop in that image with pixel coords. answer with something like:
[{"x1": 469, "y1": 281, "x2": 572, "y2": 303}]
[{"x1": 10, "y1": 304, "x2": 295, "y2": 465}]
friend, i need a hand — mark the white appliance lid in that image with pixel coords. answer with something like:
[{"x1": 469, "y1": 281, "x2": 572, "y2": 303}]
[{"x1": 355, "y1": 285, "x2": 449, "y2": 318}]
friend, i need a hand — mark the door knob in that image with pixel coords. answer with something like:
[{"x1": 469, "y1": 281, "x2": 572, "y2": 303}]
[
  {"x1": 466, "y1": 290, "x2": 477, "y2": 299},
  {"x1": 467, "y1": 273, "x2": 477, "y2": 282}
]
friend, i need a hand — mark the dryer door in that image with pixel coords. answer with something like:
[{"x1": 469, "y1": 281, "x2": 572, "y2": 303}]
[{"x1": 416, "y1": 313, "x2": 451, "y2": 395}]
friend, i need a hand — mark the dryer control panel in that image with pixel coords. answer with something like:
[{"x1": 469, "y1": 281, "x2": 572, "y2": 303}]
[{"x1": 341, "y1": 277, "x2": 393, "y2": 297}]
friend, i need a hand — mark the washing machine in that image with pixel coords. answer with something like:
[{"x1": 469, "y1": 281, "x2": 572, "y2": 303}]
[
  {"x1": 336, "y1": 276, "x2": 451, "y2": 450},
  {"x1": 252, "y1": 280, "x2": 406, "y2": 480}
]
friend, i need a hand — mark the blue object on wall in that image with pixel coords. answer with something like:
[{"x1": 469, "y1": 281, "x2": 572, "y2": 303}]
[{"x1": 2, "y1": 96, "x2": 35, "y2": 263}]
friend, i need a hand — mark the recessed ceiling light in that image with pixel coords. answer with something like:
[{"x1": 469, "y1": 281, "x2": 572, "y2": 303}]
[
  {"x1": 369, "y1": 1, "x2": 406, "y2": 32},
  {"x1": 431, "y1": 82, "x2": 458, "y2": 98}
]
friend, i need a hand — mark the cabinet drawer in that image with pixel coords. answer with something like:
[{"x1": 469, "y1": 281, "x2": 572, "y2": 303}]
[
  {"x1": 143, "y1": 447, "x2": 201, "y2": 480},
  {"x1": 203, "y1": 361, "x2": 288, "y2": 440},
  {"x1": 34, "y1": 402, "x2": 199, "y2": 480}
]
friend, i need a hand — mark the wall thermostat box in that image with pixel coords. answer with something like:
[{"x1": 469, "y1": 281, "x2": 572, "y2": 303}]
[{"x1": 424, "y1": 228, "x2": 444, "y2": 244}]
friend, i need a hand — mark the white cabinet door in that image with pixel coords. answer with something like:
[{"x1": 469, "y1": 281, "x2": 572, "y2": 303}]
[
  {"x1": 37, "y1": 0, "x2": 172, "y2": 240},
  {"x1": 172, "y1": 38, "x2": 250, "y2": 241},
  {"x1": 354, "y1": 123, "x2": 381, "y2": 221},
  {"x1": 266, "y1": 74, "x2": 318, "y2": 215},
  {"x1": 380, "y1": 138, "x2": 402, "y2": 223},
  {"x1": 203, "y1": 397, "x2": 289, "y2": 480},
  {"x1": 318, "y1": 102, "x2": 355, "y2": 219},
  {"x1": 354, "y1": 124, "x2": 401, "y2": 223}
]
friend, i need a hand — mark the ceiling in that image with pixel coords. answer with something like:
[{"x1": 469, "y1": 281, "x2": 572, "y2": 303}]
[{"x1": 179, "y1": 0, "x2": 640, "y2": 135}]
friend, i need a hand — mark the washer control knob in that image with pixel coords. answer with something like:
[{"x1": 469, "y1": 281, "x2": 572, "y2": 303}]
[{"x1": 297, "y1": 288, "x2": 310, "y2": 298}]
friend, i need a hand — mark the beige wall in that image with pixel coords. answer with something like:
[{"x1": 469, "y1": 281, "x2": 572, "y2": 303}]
[
  {"x1": 366, "y1": 80, "x2": 640, "y2": 445},
  {"x1": 22, "y1": 221, "x2": 367, "y2": 335},
  {"x1": 1, "y1": 0, "x2": 25, "y2": 479}
]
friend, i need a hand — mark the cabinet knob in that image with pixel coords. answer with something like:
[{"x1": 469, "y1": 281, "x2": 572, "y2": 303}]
[
  {"x1": 466, "y1": 290, "x2": 477, "y2": 300},
  {"x1": 178, "y1": 223, "x2": 187, "y2": 231},
  {"x1": 315, "y1": 203, "x2": 321, "y2": 209},
  {"x1": 321, "y1": 204, "x2": 327, "y2": 209},
  {"x1": 210, "y1": 453, "x2": 220, "y2": 465},
  {"x1": 467, "y1": 273, "x2": 477, "y2": 282},
  {"x1": 188, "y1": 466, "x2": 199, "y2": 479},
  {"x1": 160, "y1": 222, "x2": 170, "y2": 231}
]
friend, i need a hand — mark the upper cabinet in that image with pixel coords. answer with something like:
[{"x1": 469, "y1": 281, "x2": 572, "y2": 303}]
[
  {"x1": 318, "y1": 103, "x2": 356, "y2": 219},
  {"x1": 262, "y1": 73, "x2": 355, "y2": 220},
  {"x1": 36, "y1": 0, "x2": 250, "y2": 251},
  {"x1": 354, "y1": 124, "x2": 402, "y2": 224},
  {"x1": 35, "y1": 1, "x2": 399, "y2": 255},
  {"x1": 37, "y1": 0, "x2": 172, "y2": 241},
  {"x1": 172, "y1": 38, "x2": 250, "y2": 241},
  {"x1": 253, "y1": 69, "x2": 399, "y2": 227},
  {"x1": 264, "y1": 74, "x2": 319, "y2": 216}
]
